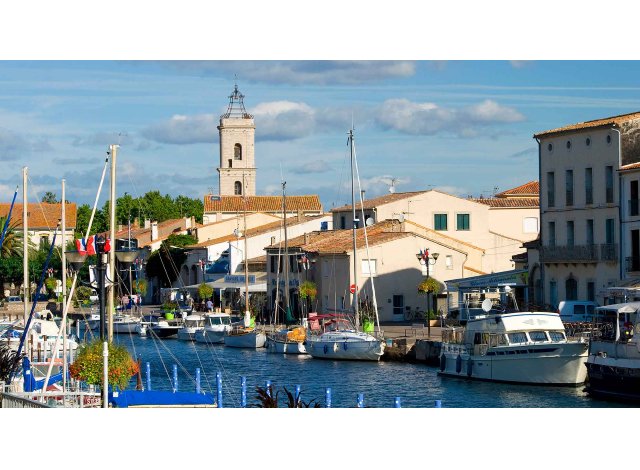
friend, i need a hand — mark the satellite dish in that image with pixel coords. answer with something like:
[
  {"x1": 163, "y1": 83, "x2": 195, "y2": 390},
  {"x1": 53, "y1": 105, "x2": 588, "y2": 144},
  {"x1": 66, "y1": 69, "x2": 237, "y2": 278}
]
[
  {"x1": 365, "y1": 217, "x2": 374, "y2": 226},
  {"x1": 481, "y1": 298, "x2": 493, "y2": 313},
  {"x1": 504, "y1": 285, "x2": 512, "y2": 293},
  {"x1": 397, "y1": 214, "x2": 405, "y2": 223},
  {"x1": 388, "y1": 186, "x2": 396, "y2": 194}
]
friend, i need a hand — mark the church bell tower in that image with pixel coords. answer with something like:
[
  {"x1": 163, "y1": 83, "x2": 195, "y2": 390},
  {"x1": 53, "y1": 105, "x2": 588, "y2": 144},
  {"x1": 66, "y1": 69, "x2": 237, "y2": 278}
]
[{"x1": 217, "y1": 84, "x2": 256, "y2": 196}]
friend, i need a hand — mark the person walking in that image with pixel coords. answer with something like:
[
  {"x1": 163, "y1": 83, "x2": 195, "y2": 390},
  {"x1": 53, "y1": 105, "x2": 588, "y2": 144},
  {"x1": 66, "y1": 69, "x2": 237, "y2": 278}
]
[{"x1": 206, "y1": 299, "x2": 213, "y2": 313}]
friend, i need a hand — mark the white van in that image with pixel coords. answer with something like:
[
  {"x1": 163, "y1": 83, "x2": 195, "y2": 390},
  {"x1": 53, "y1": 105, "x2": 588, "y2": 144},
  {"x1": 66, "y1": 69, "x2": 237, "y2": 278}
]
[{"x1": 558, "y1": 300, "x2": 598, "y2": 322}]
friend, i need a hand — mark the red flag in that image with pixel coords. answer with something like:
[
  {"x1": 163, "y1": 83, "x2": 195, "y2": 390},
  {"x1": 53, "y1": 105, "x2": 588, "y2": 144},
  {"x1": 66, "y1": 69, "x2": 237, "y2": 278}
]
[
  {"x1": 75, "y1": 238, "x2": 87, "y2": 255},
  {"x1": 104, "y1": 238, "x2": 111, "y2": 253},
  {"x1": 86, "y1": 236, "x2": 96, "y2": 255}
]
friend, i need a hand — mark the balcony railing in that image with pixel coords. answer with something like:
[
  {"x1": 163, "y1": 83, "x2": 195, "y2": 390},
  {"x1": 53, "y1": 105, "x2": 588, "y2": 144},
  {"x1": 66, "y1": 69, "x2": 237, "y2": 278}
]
[
  {"x1": 541, "y1": 244, "x2": 599, "y2": 262},
  {"x1": 600, "y1": 243, "x2": 618, "y2": 261}
]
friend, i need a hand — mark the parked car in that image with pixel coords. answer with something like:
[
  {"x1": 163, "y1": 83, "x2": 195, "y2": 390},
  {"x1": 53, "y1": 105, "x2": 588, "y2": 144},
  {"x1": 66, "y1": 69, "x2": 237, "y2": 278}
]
[
  {"x1": 558, "y1": 300, "x2": 598, "y2": 322},
  {"x1": 6, "y1": 295, "x2": 22, "y2": 303}
]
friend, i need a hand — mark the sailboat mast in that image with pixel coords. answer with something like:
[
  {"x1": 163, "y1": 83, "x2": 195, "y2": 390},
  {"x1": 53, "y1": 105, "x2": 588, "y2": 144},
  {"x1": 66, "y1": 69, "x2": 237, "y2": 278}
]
[
  {"x1": 22, "y1": 167, "x2": 29, "y2": 357},
  {"x1": 61, "y1": 178, "x2": 68, "y2": 397},
  {"x1": 243, "y1": 173, "x2": 250, "y2": 326},
  {"x1": 282, "y1": 181, "x2": 290, "y2": 319},
  {"x1": 107, "y1": 144, "x2": 118, "y2": 342},
  {"x1": 350, "y1": 129, "x2": 359, "y2": 328}
]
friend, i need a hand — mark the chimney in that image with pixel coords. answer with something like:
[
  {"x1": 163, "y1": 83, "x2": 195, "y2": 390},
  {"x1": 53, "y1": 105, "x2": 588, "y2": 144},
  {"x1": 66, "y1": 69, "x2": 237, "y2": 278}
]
[
  {"x1": 117, "y1": 224, "x2": 123, "y2": 232},
  {"x1": 185, "y1": 217, "x2": 192, "y2": 229},
  {"x1": 133, "y1": 217, "x2": 139, "y2": 228},
  {"x1": 151, "y1": 221, "x2": 158, "y2": 241},
  {"x1": 144, "y1": 219, "x2": 150, "y2": 229},
  {"x1": 304, "y1": 232, "x2": 309, "y2": 245}
]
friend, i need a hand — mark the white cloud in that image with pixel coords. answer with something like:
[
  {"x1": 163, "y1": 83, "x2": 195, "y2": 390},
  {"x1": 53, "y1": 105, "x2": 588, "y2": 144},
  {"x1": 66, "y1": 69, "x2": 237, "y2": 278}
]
[
  {"x1": 375, "y1": 98, "x2": 525, "y2": 136},
  {"x1": 161, "y1": 60, "x2": 417, "y2": 85},
  {"x1": 253, "y1": 101, "x2": 316, "y2": 141},
  {"x1": 291, "y1": 160, "x2": 332, "y2": 174},
  {"x1": 141, "y1": 114, "x2": 218, "y2": 145}
]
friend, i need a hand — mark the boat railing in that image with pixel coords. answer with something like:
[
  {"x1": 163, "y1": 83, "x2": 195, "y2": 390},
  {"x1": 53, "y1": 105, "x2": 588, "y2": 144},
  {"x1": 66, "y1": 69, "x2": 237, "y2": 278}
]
[
  {"x1": 1, "y1": 383, "x2": 102, "y2": 408},
  {"x1": 442, "y1": 328, "x2": 465, "y2": 344}
]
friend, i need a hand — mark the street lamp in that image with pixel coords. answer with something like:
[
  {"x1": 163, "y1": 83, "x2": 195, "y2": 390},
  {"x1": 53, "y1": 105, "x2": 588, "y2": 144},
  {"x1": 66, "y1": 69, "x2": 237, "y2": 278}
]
[{"x1": 416, "y1": 248, "x2": 439, "y2": 337}]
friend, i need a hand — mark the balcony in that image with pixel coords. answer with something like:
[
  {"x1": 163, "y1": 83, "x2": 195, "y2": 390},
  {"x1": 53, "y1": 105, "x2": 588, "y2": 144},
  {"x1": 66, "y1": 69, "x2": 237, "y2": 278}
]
[
  {"x1": 541, "y1": 244, "x2": 599, "y2": 263},
  {"x1": 600, "y1": 243, "x2": 618, "y2": 261}
]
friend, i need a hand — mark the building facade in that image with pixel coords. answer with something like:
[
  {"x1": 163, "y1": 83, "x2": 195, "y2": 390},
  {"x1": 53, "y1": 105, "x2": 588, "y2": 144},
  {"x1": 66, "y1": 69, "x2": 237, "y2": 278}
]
[{"x1": 534, "y1": 112, "x2": 640, "y2": 307}]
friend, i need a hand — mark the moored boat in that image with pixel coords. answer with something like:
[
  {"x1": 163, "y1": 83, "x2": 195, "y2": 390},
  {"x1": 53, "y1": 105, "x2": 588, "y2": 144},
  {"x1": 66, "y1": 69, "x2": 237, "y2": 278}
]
[
  {"x1": 177, "y1": 314, "x2": 205, "y2": 341},
  {"x1": 194, "y1": 313, "x2": 232, "y2": 344},
  {"x1": 224, "y1": 325, "x2": 266, "y2": 348},
  {"x1": 266, "y1": 326, "x2": 307, "y2": 354},
  {"x1": 112, "y1": 314, "x2": 140, "y2": 334},
  {"x1": 306, "y1": 314, "x2": 384, "y2": 361}
]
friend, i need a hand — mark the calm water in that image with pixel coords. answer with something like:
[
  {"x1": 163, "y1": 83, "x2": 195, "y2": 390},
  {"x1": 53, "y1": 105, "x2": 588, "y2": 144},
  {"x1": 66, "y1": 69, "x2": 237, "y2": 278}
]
[{"x1": 108, "y1": 333, "x2": 627, "y2": 408}]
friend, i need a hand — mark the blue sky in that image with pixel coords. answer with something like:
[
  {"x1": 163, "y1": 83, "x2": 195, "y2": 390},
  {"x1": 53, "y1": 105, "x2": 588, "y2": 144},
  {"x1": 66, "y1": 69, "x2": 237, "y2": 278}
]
[{"x1": 2, "y1": 60, "x2": 640, "y2": 210}]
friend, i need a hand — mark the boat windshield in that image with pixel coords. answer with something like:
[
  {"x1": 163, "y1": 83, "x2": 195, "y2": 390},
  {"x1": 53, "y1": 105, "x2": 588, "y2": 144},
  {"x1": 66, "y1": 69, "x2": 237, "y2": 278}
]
[
  {"x1": 548, "y1": 330, "x2": 566, "y2": 342},
  {"x1": 528, "y1": 331, "x2": 548, "y2": 342},
  {"x1": 507, "y1": 332, "x2": 528, "y2": 344}
]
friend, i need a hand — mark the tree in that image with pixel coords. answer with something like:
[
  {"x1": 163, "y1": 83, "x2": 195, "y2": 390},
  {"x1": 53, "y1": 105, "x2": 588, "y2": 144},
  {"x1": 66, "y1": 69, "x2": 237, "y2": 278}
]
[
  {"x1": 198, "y1": 282, "x2": 213, "y2": 301},
  {"x1": 166, "y1": 233, "x2": 197, "y2": 248},
  {"x1": 69, "y1": 339, "x2": 139, "y2": 390},
  {"x1": 418, "y1": 277, "x2": 442, "y2": 320},
  {"x1": 0, "y1": 216, "x2": 23, "y2": 259},
  {"x1": 145, "y1": 244, "x2": 187, "y2": 287},
  {"x1": 41, "y1": 192, "x2": 59, "y2": 204}
]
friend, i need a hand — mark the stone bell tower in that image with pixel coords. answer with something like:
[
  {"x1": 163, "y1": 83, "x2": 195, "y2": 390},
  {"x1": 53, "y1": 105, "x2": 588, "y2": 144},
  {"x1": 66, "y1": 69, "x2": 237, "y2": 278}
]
[{"x1": 217, "y1": 84, "x2": 256, "y2": 196}]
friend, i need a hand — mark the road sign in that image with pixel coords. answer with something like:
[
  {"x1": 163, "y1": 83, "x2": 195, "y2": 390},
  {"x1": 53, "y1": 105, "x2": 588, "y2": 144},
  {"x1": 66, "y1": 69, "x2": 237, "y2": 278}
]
[{"x1": 349, "y1": 284, "x2": 356, "y2": 294}]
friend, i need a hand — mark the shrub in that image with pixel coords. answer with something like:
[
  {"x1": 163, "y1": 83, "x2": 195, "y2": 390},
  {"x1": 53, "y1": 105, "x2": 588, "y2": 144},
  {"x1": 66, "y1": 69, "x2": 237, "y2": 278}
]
[{"x1": 198, "y1": 282, "x2": 213, "y2": 300}]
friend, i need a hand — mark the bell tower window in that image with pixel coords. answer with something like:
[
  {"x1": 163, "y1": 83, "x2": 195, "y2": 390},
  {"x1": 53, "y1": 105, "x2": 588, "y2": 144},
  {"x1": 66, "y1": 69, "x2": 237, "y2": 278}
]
[
  {"x1": 228, "y1": 159, "x2": 232, "y2": 168},
  {"x1": 234, "y1": 143, "x2": 242, "y2": 160},
  {"x1": 234, "y1": 181, "x2": 242, "y2": 195}
]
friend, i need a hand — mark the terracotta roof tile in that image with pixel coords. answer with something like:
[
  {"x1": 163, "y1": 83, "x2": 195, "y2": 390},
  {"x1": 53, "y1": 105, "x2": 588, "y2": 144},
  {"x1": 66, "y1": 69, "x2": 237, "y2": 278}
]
[
  {"x1": 0, "y1": 203, "x2": 77, "y2": 229},
  {"x1": 495, "y1": 181, "x2": 539, "y2": 198},
  {"x1": 534, "y1": 111, "x2": 640, "y2": 138},
  {"x1": 404, "y1": 220, "x2": 484, "y2": 252},
  {"x1": 470, "y1": 197, "x2": 539, "y2": 208},
  {"x1": 619, "y1": 162, "x2": 640, "y2": 171},
  {"x1": 331, "y1": 191, "x2": 428, "y2": 212},
  {"x1": 266, "y1": 220, "x2": 413, "y2": 254},
  {"x1": 204, "y1": 195, "x2": 322, "y2": 213}
]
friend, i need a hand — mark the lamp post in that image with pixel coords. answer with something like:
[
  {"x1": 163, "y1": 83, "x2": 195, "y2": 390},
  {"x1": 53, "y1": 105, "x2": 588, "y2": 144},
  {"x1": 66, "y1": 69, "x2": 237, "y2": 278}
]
[{"x1": 416, "y1": 248, "x2": 439, "y2": 338}]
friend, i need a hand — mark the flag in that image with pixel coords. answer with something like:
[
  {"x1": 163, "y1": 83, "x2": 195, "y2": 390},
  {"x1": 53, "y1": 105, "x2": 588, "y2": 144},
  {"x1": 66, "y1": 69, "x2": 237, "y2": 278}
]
[
  {"x1": 75, "y1": 238, "x2": 87, "y2": 255},
  {"x1": 104, "y1": 238, "x2": 111, "y2": 253},
  {"x1": 86, "y1": 236, "x2": 96, "y2": 255}
]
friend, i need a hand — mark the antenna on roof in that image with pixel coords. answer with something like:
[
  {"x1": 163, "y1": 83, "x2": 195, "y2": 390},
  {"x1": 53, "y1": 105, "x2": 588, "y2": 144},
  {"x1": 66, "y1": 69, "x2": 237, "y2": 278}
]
[{"x1": 386, "y1": 177, "x2": 398, "y2": 193}]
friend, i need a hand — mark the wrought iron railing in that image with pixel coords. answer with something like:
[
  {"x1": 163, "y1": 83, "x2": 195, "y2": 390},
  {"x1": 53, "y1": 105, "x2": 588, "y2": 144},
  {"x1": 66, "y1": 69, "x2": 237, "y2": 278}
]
[
  {"x1": 600, "y1": 243, "x2": 618, "y2": 261},
  {"x1": 625, "y1": 256, "x2": 640, "y2": 272},
  {"x1": 541, "y1": 244, "x2": 599, "y2": 262}
]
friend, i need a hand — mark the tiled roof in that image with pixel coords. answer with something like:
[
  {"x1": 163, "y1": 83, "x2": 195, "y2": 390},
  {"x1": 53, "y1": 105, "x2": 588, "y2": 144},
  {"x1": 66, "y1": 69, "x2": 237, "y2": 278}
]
[
  {"x1": 471, "y1": 197, "x2": 539, "y2": 208},
  {"x1": 331, "y1": 191, "x2": 428, "y2": 212},
  {"x1": 204, "y1": 195, "x2": 322, "y2": 213},
  {"x1": 404, "y1": 220, "x2": 484, "y2": 252},
  {"x1": 619, "y1": 162, "x2": 640, "y2": 171},
  {"x1": 266, "y1": 220, "x2": 415, "y2": 254},
  {"x1": 100, "y1": 218, "x2": 192, "y2": 248},
  {"x1": 0, "y1": 203, "x2": 77, "y2": 229},
  {"x1": 534, "y1": 111, "x2": 640, "y2": 138},
  {"x1": 464, "y1": 266, "x2": 487, "y2": 275},
  {"x1": 187, "y1": 215, "x2": 328, "y2": 248},
  {"x1": 512, "y1": 251, "x2": 528, "y2": 261},
  {"x1": 495, "y1": 181, "x2": 539, "y2": 198}
]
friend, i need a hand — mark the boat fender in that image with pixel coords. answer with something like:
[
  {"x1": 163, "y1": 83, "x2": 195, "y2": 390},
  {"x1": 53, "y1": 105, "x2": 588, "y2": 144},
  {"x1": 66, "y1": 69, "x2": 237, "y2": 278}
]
[
  {"x1": 323, "y1": 345, "x2": 328, "y2": 354},
  {"x1": 333, "y1": 343, "x2": 339, "y2": 352},
  {"x1": 455, "y1": 355, "x2": 462, "y2": 374},
  {"x1": 440, "y1": 354, "x2": 446, "y2": 372},
  {"x1": 467, "y1": 359, "x2": 473, "y2": 377}
]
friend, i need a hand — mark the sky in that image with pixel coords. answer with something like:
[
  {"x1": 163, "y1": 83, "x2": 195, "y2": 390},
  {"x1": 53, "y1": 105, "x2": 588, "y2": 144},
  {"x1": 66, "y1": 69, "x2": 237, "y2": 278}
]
[{"x1": 2, "y1": 60, "x2": 640, "y2": 211}]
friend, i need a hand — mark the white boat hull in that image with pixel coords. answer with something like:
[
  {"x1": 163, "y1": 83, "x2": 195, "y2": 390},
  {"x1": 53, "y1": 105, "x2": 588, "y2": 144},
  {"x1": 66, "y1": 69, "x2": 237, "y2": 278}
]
[
  {"x1": 265, "y1": 337, "x2": 307, "y2": 354},
  {"x1": 224, "y1": 330, "x2": 266, "y2": 348},
  {"x1": 112, "y1": 321, "x2": 140, "y2": 334},
  {"x1": 194, "y1": 328, "x2": 227, "y2": 344},
  {"x1": 177, "y1": 327, "x2": 201, "y2": 341},
  {"x1": 306, "y1": 331, "x2": 385, "y2": 361},
  {"x1": 439, "y1": 342, "x2": 588, "y2": 385}
]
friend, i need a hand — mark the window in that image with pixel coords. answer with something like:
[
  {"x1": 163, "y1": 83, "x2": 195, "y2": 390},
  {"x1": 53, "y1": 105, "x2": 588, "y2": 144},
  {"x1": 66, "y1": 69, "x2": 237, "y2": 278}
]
[
  {"x1": 270, "y1": 255, "x2": 276, "y2": 273},
  {"x1": 587, "y1": 281, "x2": 596, "y2": 301},
  {"x1": 529, "y1": 331, "x2": 548, "y2": 342},
  {"x1": 565, "y1": 169, "x2": 574, "y2": 206},
  {"x1": 39, "y1": 235, "x2": 50, "y2": 249},
  {"x1": 456, "y1": 213, "x2": 470, "y2": 231},
  {"x1": 585, "y1": 168, "x2": 593, "y2": 205},
  {"x1": 550, "y1": 280, "x2": 558, "y2": 308},
  {"x1": 523, "y1": 217, "x2": 538, "y2": 234},
  {"x1": 434, "y1": 213, "x2": 448, "y2": 231},
  {"x1": 567, "y1": 221, "x2": 574, "y2": 247},
  {"x1": 507, "y1": 332, "x2": 528, "y2": 344},
  {"x1": 606, "y1": 166, "x2": 614, "y2": 203},
  {"x1": 586, "y1": 137, "x2": 591, "y2": 146},
  {"x1": 547, "y1": 171, "x2": 555, "y2": 208},
  {"x1": 586, "y1": 219, "x2": 594, "y2": 246},
  {"x1": 566, "y1": 278, "x2": 578, "y2": 301},
  {"x1": 361, "y1": 259, "x2": 377, "y2": 275},
  {"x1": 228, "y1": 159, "x2": 232, "y2": 168},
  {"x1": 631, "y1": 180, "x2": 639, "y2": 216},
  {"x1": 392, "y1": 295, "x2": 404, "y2": 317},
  {"x1": 549, "y1": 331, "x2": 566, "y2": 342},
  {"x1": 234, "y1": 181, "x2": 242, "y2": 195},
  {"x1": 605, "y1": 218, "x2": 615, "y2": 245},
  {"x1": 607, "y1": 134, "x2": 612, "y2": 144},
  {"x1": 547, "y1": 143, "x2": 553, "y2": 152},
  {"x1": 234, "y1": 143, "x2": 242, "y2": 160},
  {"x1": 340, "y1": 216, "x2": 346, "y2": 229},
  {"x1": 548, "y1": 221, "x2": 556, "y2": 247},
  {"x1": 566, "y1": 140, "x2": 572, "y2": 149},
  {"x1": 445, "y1": 255, "x2": 453, "y2": 270}
]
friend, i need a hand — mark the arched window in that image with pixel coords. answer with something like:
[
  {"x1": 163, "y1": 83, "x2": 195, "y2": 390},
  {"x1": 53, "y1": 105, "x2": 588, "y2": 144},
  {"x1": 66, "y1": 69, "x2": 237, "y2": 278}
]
[
  {"x1": 234, "y1": 181, "x2": 242, "y2": 195},
  {"x1": 234, "y1": 143, "x2": 242, "y2": 160},
  {"x1": 565, "y1": 278, "x2": 578, "y2": 301}
]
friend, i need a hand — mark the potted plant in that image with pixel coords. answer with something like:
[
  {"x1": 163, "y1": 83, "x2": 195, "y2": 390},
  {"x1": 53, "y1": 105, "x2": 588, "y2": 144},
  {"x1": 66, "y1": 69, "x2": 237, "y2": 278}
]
[
  {"x1": 69, "y1": 339, "x2": 140, "y2": 391},
  {"x1": 418, "y1": 277, "x2": 442, "y2": 326}
]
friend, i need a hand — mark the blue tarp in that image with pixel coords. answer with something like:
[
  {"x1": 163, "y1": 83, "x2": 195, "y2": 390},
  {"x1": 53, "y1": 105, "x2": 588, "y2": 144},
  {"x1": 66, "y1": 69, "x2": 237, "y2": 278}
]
[{"x1": 108, "y1": 390, "x2": 216, "y2": 408}]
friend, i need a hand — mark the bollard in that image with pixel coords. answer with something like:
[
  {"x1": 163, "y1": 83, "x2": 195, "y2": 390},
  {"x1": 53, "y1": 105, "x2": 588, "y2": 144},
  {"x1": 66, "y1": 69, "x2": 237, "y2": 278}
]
[
  {"x1": 145, "y1": 362, "x2": 151, "y2": 391},
  {"x1": 172, "y1": 364, "x2": 178, "y2": 392},
  {"x1": 240, "y1": 376, "x2": 247, "y2": 408},
  {"x1": 195, "y1": 368, "x2": 201, "y2": 394},
  {"x1": 357, "y1": 393, "x2": 364, "y2": 408},
  {"x1": 266, "y1": 380, "x2": 272, "y2": 398},
  {"x1": 434, "y1": 399, "x2": 442, "y2": 408},
  {"x1": 216, "y1": 372, "x2": 223, "y2": 408},
  {"x1": 325, "y1": 387, "x2": 332, "y2": 408},
  {"x1": 394, "y1": 397, "x2": 401, "y2": 408},
  {"x1": 295, "y1": 385, "x2": 301, "y2": 406}
]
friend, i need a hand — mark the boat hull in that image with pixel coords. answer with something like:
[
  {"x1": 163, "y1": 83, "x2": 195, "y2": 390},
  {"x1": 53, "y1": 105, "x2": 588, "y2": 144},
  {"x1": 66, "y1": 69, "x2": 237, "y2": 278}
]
[
  {"x1": 585, "y1": 340, "x2": 640, "y2": 401},
  {"x1": 266, "y1": 337, "x2": 307, "y2": 354},
  {"x1": 113, "y1": 322, "x2": 139, "y2": 334},
  {"x1": 149, "y1": 326, "x2": 180, "y2": 338},
  {"x1": 177, "y1": 328, "x2": 201, "y2": 341},
  {"x1": 194, "y1": 328, "x2": 227, "y2": 344},
  {"x1": 439, "y1": 342, "x2": 588, "y2": 385},
  {"x1": 306, "y1": 331, "x2": 385, "y2": 361},
  {"x1": 224, "y1": 330, "x2": 266, "y2": 348}
]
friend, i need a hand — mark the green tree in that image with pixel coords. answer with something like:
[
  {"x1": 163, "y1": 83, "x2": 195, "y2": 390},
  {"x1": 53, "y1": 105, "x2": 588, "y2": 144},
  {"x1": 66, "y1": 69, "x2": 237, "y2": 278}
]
[
  {"x1": 75, "y1": 204, "x2": 108, "y2": 238},
  {"x1": 166, "y1": 233, "x2": 198, "y2": 248},
  {"x1": 198, "y1": 282, "x2": 213, "y2": 301},
  {"x1": 145, "y1": 244, "x2": 187, "y2": 288},
  {"x1": 41, "y1": 192, "x2": 59, "y2": 204},
  {"x1": 0, "y1": 216, "x2": 23, "y2": 259}
]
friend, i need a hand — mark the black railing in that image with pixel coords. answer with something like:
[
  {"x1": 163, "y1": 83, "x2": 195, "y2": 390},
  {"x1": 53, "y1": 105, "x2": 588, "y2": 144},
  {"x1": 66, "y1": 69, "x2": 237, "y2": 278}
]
[
  {"x1": 600, "y1": 243, "x2": 618, "y2": 261},
  {"x1": 626, "y1": 256, "x2": 640, "y2": 272},
  {"x1": 541, "y1": 244, "x2": 599, "y2": 262}
]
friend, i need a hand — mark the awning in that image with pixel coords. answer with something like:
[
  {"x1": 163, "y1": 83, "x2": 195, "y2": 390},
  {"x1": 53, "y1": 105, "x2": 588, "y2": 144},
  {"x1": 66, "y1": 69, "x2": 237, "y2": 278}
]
[{"x1": 183, "y1": 280, "x2": 266, "y2": 293}]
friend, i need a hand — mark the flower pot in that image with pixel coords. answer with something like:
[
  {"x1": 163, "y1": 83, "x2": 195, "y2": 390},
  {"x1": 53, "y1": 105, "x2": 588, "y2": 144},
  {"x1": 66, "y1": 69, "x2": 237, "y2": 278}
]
[
  {"x1": 362, "y1": 320, "x2": 374, "y2": 333},
  {"x1": 165, "y1": 312, "x2": 175, "y2": 320}
]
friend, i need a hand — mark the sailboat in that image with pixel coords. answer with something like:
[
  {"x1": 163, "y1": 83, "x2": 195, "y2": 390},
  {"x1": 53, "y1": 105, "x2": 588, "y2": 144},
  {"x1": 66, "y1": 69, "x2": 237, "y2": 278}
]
[
  {"x1": 265, "y1": 181, "x2": 307, "y2": 354},
  {"x1": 224, "y1": 174, "x2": 267, "y2": 349},
  {"x1": 306, "y1": 129, "x2": 385, "y2": 361}
]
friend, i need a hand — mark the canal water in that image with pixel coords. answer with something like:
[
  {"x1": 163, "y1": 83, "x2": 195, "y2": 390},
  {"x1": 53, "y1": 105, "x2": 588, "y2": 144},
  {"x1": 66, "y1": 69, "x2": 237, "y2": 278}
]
[{"x1": 110, "y1": 333, "x2": 627, "y2": 408}]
